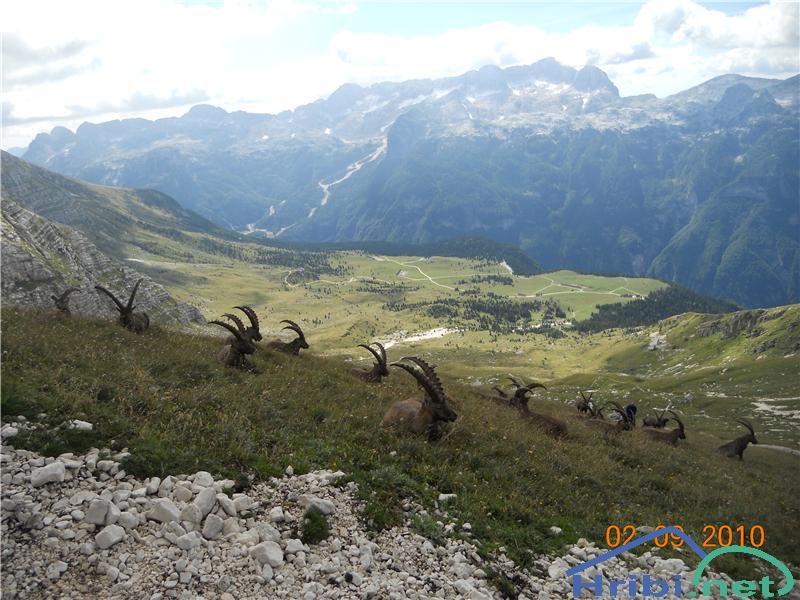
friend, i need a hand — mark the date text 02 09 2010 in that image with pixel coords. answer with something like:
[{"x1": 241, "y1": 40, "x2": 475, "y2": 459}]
[{"x1": 605, "y1": 524, "x2": 765, "y2": 550}]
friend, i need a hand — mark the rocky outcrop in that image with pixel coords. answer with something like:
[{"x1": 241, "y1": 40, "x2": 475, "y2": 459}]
[
  {"x1": 1, "y1": 198, "x2": 204, "y2": 325},
  {"x1": 0, "y1": 435, "x2": 742, "y2": 599}
]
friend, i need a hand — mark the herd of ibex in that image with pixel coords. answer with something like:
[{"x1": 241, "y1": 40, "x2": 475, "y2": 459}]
[{"x1": 52, "y1": 285, "x2": 763, "y2": 456}]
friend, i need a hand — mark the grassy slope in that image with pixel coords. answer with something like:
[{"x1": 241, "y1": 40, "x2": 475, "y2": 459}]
[{"x1": 2, "y1": 307, "x2": 798, "y2": 581}]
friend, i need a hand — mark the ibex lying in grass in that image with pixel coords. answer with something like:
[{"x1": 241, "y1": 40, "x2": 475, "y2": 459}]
[
  {"x1": 350, "y1": 343, "x2": 389, "y2": 382},
  {"x1": 576, "y1": 391, "x2": 594, "y2": 415},
  {"x1": 644, "y1": 410, "x2": 685, "y2": 445},
  {"x1": 267, "y1": 320, "x2": 309, "y2": 355},
  {"x1": 485, "y1": 376, "x2": 525, "y2": 406},
  {"x1": 210, "y1": 320, "x2": 258, "y2": 371},
  {"x1": 94, "y1": 279, "x2": 150, "y2": 333},
  {"x1": 382, "y1": 357, "x2": 457, "y2": 441},
  {"x1": 718, "y1": 419, "x2": 758, "y2": 460},
  {"x1": 585, "y1": 401, "x2": 633, "y2": 434},
  {"x1": 51, "y1": 287, "x2": 79, "y2": 314},
  {"x1": 643, "y1": 410, "x2": 668, "y2": 428},
  {"x1": 511, "y1": 384, "x2": 568, "y2": 439}
]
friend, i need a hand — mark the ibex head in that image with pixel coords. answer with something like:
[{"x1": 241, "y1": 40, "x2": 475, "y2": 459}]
[
  {"x1": 235, "y1": 306, "x2": 262, "y2": 341},
  {"x1": 736, "y1": 419, "x2": 758, "y2": 445},
  {"x1": 94, "y1": 279, "x2": 149, "y2": 332},
  {"x1": 281, "y1": 320, "x2": 308, "y2": 349},
  {"x1": 95, "y1": 279, "x2": 142, "y2": 317},
  {"x1": 210, "y1": 320, "x2": 257, "y2": 355},
  {"x1": 607, "y1": 401, "x2": 635, "y2": 430},
  {"x1": 359, "y1": 342, "x2": 389, "y2": 376},
  {"x1": 666, "y1": 410, "x2": 686, "y2": 439},
  {"x1": 511, "y1": 382, "x2": 547, "y2": 408},
  {"x1": 392, "y1": 358, "x2": 457, "y2": 425}
]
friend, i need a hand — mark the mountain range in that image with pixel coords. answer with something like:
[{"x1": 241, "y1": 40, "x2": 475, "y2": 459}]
[{"x1": 18, "y1": 58, "x2": 800, "y2": 308}]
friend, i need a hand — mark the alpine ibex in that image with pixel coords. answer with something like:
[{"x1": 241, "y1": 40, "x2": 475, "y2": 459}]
[
  {"x1": 718, "y1": 419, "x2": 758, "y2": 460},
  {"x1": 644, "y1": 410, "x2": 686, "y2": 445},
  {"x1": 210, "y1": 320, "x2": 258, "y2": 371},
  {"x1": 232, "y1": 306, "x2": 262, "y2": 343},
  {"x1": 585, "y1": 401, "x2": 633, "y2": 434},
  {"x1": 643, "y1": 410, "x2": 669, "y2": 428},
  {"x1": 576, "y1": 391, "x2": 593, "y2": 415},
  {"x1": 381, "y1": 357, "x2": 457, "y2": 441},
  {"x1": 51, "y1": 287, "x2": 79, "y2": 314},
  {"x1": 267, "y1": 320, "x2": 309, "y2": 355},
  {"x1": 511, "y1": 384, "x2": 568, "y2": 438},
  {"x1": 94, "y1": 279, "x2": 150, "y2": 333},
  {"x1": 350, "y1": 343, "x2": 389, "y2": 382}
]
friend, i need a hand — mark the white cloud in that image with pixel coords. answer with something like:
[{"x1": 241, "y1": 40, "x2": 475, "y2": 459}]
[{"x1": 2, "y1": 0, "x2": 798, "y2": 148}]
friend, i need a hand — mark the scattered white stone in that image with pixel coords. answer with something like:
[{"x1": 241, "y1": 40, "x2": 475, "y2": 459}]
[
  {"x1": 146, "y1": 499, "x2": 181, "y2": 524},
  {"x1": 194, "y1": 487, "x2": 216, "y2": 518},
  {"x1": 216, "y1": 493, "x2": 237, "y2": 517},
  {"x1": 548, "y1": 526, "x2": 563, "y2": 536},
  {"x1": 67, "y1": 419, "x2": 93, "y2": 431},
  {"x1": 194, "y1": 471, "x2": 214, "y2": 487},
  {"x1": 96, "y1": 524, "x2": 126, "y2": 549},
  {"x1": 284, "y1": 538, "x2": 306, "y2": 554},
  {"x1": 202, "y1": 514, "x2": 224, "y2": 540},
  {"x1": 250, "y1": 541, "x2": 284, "y2": 568},
  {"x1": 269, "y1": 506, "x2": 285, "y2": 522},
  {"x1": 298, "y1": 494, "x2": 335, "y2": 515},
  {"x1": 176, "y1": 531, "x2": 203, "y2": 551},
  {"x1": 438, "y1": 493, "x2": 457, "y2": 503},
  {"x1": 46, "y1": 560, "x2": 68, "y2": 580},
  {"x1": 31, "y1": 461, "x2": 66, "y2": 487},
  {"x1": 1, "y1": 426, "x2": 19, "y2": 439},
  {"x1": 173, "y1": 485, "x2": 193, "y2": 503}
]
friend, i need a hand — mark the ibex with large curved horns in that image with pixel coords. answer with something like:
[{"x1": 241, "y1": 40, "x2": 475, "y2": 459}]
[
  {"x1": 718, "y1": 419, "x2": 758, "y2": 460},
  {"x1": 94, "y1": 279, "x2": 150, "y2": 333},
  {"x1": 267, "y1": 320, "x2": 309, "y2": 355},
  {"x1": 210, "y1": 320, "x2": 258, "y2": 371},
  {"x1": 575, "y1": 391, "x2": 594, "y2": 415},
  {"x1": 382, "y1": 357, "x2": 457, "y2": 441},
  {"x1": 233, "y1": 306, "x2": 262, "y2": 343},
  {"x1": 350, "y1": 343, "x2": 389, "y2": 383},
  {"x1": 511, "y1": 383, "x2": 568, "y2": 439},
  {"x1": 643, "y1": 410, "x2": 669, "y2": 428},
  {"x1": 222, "y1": 308, "x2": 262, "y2": 346},
  {"x1": 585, "y1": 401, "x2": 633, "y2": 434},
  {"x1": 644, "y1": 410, "x2": 685, "y2": 445},
  {"x1": 51, "y1": 287, "x2": 79, "y2": 315}
]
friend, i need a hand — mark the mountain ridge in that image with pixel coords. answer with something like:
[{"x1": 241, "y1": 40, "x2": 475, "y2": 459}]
[{"x1": 16, "y1": 60, "x2": 800, "y2": 308}]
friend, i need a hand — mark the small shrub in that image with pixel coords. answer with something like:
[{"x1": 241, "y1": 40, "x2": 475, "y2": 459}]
[{"x1": 300, "y1": 508, "x2": 329, "y2": 544}]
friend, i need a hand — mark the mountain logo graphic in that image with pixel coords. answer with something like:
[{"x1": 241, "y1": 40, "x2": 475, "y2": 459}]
[{"x1": 565, "y1": 526, "x2": 794, "y2": 598}]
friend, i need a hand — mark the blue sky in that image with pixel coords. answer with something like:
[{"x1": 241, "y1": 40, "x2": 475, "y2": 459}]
[{"x1": 2, "y1": 1, "x2": 797, "y2": 148}]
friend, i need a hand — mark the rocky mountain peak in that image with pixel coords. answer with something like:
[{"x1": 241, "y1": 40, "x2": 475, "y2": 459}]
[{"x1": 572, "y1": 65, "x2": 620, "y2": 96}]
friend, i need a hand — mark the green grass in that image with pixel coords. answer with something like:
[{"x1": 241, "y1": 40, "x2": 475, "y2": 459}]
[
  {"x1": 2, "y1": 307, "x2": 798, "y2": 582},
  {"x1": 300, "y1": 508, "x2": 330, "y2": 544}
]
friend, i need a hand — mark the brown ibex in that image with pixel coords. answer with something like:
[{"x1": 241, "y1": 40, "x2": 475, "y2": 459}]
[
  {"x1": 576, "y1": 391, "x2": 593, "y2": 415},
  {"x1": 51, "y1": 287, "x2": 79, "y2": 314},
  {"x1": 350, "y1": 343, "x2": 389, "y2": 382},
  {"x1": 267, "y1": 320, "x2": 309, "y2": 355},
  {"x1": 210, "y1": 320, "x2": 258, "y2": 371},
  {"x1": 233, "y1": 306, "x2": 262, "y2": 343},
  {"x1": 512, "y1": 384, "x2": 568, "y2": 438},
  {"x1": 94, "y1": 279, "x2": 150, "y2": 333},
  {"x1": 718, "y1": 419, "x2": 758, "y2": 460},
  {"x1": 642, "y1": 410, "x2": 668, "y2": 428},
  {"x1": 381, "y1": 357, "x2": 457, "y2": 441},
  {"x1": 643, "y1": 410, "x2": 685, "y2": 445},
  {"x1": 585, "y1": 401, "x2": 632, "y2": 434}
]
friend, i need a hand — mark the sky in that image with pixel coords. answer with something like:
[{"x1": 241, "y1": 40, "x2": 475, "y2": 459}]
[{"x1": 2, "y1": 0, "x2": 798, "y2": 149}]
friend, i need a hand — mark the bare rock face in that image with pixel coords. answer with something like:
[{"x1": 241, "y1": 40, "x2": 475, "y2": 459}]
[{"x1": 1, "y1": 199, "x2": 204, "y2": 325}]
